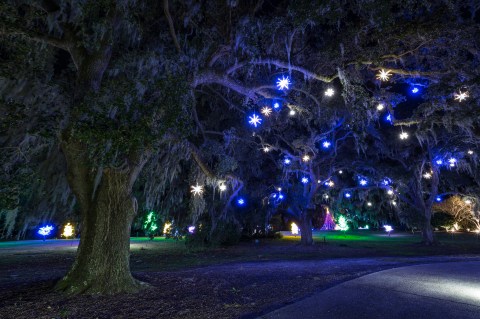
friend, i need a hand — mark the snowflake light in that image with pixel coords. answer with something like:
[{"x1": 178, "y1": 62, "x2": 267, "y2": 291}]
[
  {"x1": 38, "y1": 225, "x2": 54, "y2": 237},
  {"x1": 219, "y1": 183, "x2": 227, "y2": 191},
  {"x1": 399, "y1": 132, "x2": 409, "y2": 140},
  {"x1": 291, "y1": 222, "x2": 299, "y2": 235},
  {"x1": 359, "y1": 179, "x2": 368, "y2": 186},
  {"x1": 376, "y1": 69, "x2": 392, "y2": 81},
  {"x1": 301, "y1": 177, "x2": 309, "y2": 184},
  {"x1": 278, "y1": 193, "x2": 284, "y2": 200},
  {"x1": 62, "y1": 223, "x2": 74, "y2": 238},
  {"x1": 263, "y1": 146, "x2": 270, "y2": 153},
  {"x1": 454, "y1": 91, "x2": 469, "y2": 102},
  {"x1": 273, "y1": 102, "x2": 281, "y2": 110},
  {"x1": 302, "y1": 154, "x2": 310, "y2": 162},
  {"x1": 345, "y1": 192, "x2": 352, "y2": 198},
  {"x1": 248, "y1": 113, "x2": 262, "y2": 127},
  {"x1": 385, "y1": 114, "x2": 393, "y2": 124},
  {"x1": 237, "y1": 198, "x2": 245, "y2": 206},
  {"x1": 276, "y1": 76, "x2": 291, "y2": 90},
  {"x1": 324, "y1": 88, "x2": 335, "y2": 97},
  {"x1": 384, "y1": 225, "x2": 393, "y2": 233},
  {"x1": 191, "y1": 184, "x2": 204, "y2": 196},
  {"x1": 382, "y1": 178, "x2": 391, "y2": 186},
  {"x1": 448, "y1": 158, "x2": 457, "y2": 167},
  {"x1": 411, "y1": 87, "x2": 419, "y2": 94},
  {"x1": 423, "y1": 172, "x2": 432, "y2": 179},
  {"x1": 387, "y1": 189, "x2": 394, "y2": 195},
  {"x1": 377, "y1": 103, "x2": 385, "y2": 111},
  {"x1": 435, "y1": 159, "x2": 443, "y2": 165},
  {"x1": 261, "y1": 106, "x2": 272, "y2": 116},
  {"x1": 188, "y1": 226, "x2": 195, "y2": 233},
  {"x1": 284, "y1": 158, "x2": 291, "y2": 165},
  {"x1": 322, "y1": 141, "x2": 331, "y2": 149},
  {"x1": 325, "y1": 180, "x2": 334, "y2": 187}
]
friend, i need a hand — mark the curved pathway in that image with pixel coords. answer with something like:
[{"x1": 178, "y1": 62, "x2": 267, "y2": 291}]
[{"x1": 260, "y1": 261, "x2": 480, "y2": 319}]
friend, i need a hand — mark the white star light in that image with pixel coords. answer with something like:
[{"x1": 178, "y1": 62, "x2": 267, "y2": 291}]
[
  {"x1": 301, "y1": 177, "x2": 309, "y2": 184},
  {"x1": 376, "y1": 69, "x2": 392, "y2": 81},
  {"x1": 359, "y1": 179, "x2": 368, "y2": 186},
  {"x1": 423, "y1": 172, "x2": 432, "y2": 179},
  {"x1": 367, "y1": 202, "x2": 372, "y2": 207},
  {"x1": 276, "y1": 76, "x2": 291, "y2": 90},
  {"x1": 289, "y1": 109, "x2": 296, "y2": 116},
  {"x1": 326, "y1": 180, "x2": 334, "y2": 187},
  {"x1": 377, "y1": 103, "x2": 385, "y2": 111},
  {"x1": 324, "y1": 88, "x2": 335, "y2": 97},
  {"x1": 322, "y1": 141, "x2": 331, "y2": 148},
  {"x1": 302, "y1": 154, "x2": 310, "y2": 162},
  {"x1": 261, "y1": 106, "x2": 272, "y2": 116},
  {"x1": 191, "y1": 184, "x2": 204, "y2": 196},
  {"x1": 248, "y1": 113, "x2": 262, "y2": 127},
  {"x1": 399, "y1": 132, "x2": 409, "y2": 140},
  {"x1": 467, "y1": 150, "x2": 474, "y2": 155},
  {"x1": 219, "y1": 183, "x2": 227, "y2": 191},
  {"x1": 387, "y1": 189, "x2": 394, "y2": 195},
  {"x1": 454, "y1": 91, "x2": 469, "y2": 102},
  {"x1": 263, "y1": 146, "x2": 270, "y2": 153}
]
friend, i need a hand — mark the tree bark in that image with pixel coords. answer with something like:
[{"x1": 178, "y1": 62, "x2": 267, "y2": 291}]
[
  {"x1": 421, "y1": 209, "x2": 436, "y2": 245},
  {"x1": 299, "y1": 212, "x2": 313, "y2": 246},
  {"x1": 56, "y1": 139, "x2": 149, "y2": 294}
]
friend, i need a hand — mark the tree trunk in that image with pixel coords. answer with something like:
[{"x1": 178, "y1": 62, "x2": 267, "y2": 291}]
[
  {"x1": 299, "y1": 213, "x2": 313, "y2": 246},
  {"x1": 421, "y1": 210, "x2": 436, "y2": 245},
  {"x1": 56, "y1": 139, "x2": 148, "y2": 294}
]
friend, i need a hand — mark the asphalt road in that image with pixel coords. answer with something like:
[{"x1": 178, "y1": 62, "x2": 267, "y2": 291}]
[{"x1": 260, "y1": 261, "x2": 480, "y2": 319}]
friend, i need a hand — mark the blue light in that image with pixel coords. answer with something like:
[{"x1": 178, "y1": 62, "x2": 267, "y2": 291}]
[
  {"x1": 284, "y1": 158, "x2": 291, "y2": 165},
  {"x1": 382, "y1": 178, "x2": 391, "y2": 186},
  {"x1": 248, "y1": 113, "x2": 262, "y2": 127},
  {"x1": 273, "y1": 102, "x2": 281, "y2": 110},
  {"x1": 301, "y1": 177, "x2": 309, "y2": 184},
  {"x1": 359, "y1": 179, "x2": 368, "y2": 186},
  {"x1": 411, "y1": 87, "x2": 419, "y2": 94},
  {"x1": 448, "y1": 158, "x2": 457, "y2": 167},
  {"x1": 322, "y1": 141, "x2": 331, "y2": 149},
  {"x1": 385, "y1": 113, "x2": 393, "y2": 124},
  {"x1": 237, "y1": 198, "x2": 245, "y2": 206},
  {"x1": 345, "y1": 192, "x2": 351, "y2": 198},
  {"x1": 435, "y1": 196, "x2": 442, "y2": 202},
  {"x1": 38, "y1": 225, "x2": 54, "y2": 236},
  {"x1": 435, "y1": 159, "x2": 443, "y2": 165},
  {"x1": 278, "y1": 194, "x2": 284, "y2": 200}
]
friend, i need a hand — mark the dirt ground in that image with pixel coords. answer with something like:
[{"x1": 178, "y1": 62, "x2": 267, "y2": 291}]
[{"x1": 1, "y1": 235, "x2": 480, "y2": 319}]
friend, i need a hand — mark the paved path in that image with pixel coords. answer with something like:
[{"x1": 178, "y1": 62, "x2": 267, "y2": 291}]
[{"x1": 260, "y1": 261, "x2": 480, "y2": 319}]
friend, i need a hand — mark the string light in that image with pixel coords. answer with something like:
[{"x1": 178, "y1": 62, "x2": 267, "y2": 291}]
[
  {"x1": 467, "y1": 150, "x2": 474, "y2": 155},
  {"x1": 377, "y1": 103, "x2": 385, "y2": 111},
  {"x1": 302, "y1": 154, "x2": 310, "y2": 162},
  {"x1": 399, "y1": 132, "x2": 409, "y2": 140},
  {"x1": 276, "y1": 76, "x2": 291, "y2": 90},
  {"x1": 261, "y1": 106, "x2": 272, "y2": 116},
  {"x1": 454, "y1": 91, "x2": 469, "y2": 102},
  {"x1": 248, "y1": 113, "x2": 262, "y2": 127},
  {"x1": 284, "y1": 158, "x2": 291, "y2": 165},
  {"x1": 191, "y1": 184, "x2": 204, "y2": 196},
  {"x1": 324, "y1": 88, "x2": 335, "y2": 97},
  {"x1": 263, "y1": 146, "x2": 270, "y2": 153},
  {"x1": 359, "y1": 179, "x2": 368, "y2": 186},
  {"x1": 322, "y1": 141, "x2": 331, "y2": 148},
  {"x1": 376, "y1": 69, "x2": 392, "y2": 81},
  {"x1": 219, "y1": 183, "x2": 227, "y2": 191},
  {"x1": 301, "y1": 177, "x2": 309, "y2": 184},
  {"x1": 289, "y1": 109, "x2": 296, "y2": 116},
  {"x1": 448, "y1": 158, "x2": 457, "y2": 167},
  {"x1": 423, "y1": 172, "x2": 432, "y2": 179}
]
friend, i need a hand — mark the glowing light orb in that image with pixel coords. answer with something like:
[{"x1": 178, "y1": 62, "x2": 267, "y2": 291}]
[
  {"x1": 284, "y1": 158, "x2": 291, "y2": 165},
  {"x1": 322, "y1": 141, "x2": 331, "y2": 149},
  {"x1": 261, "y1": 106, "x2": 272, "y2": 116},
  {"x1": 278, "y1": 194, "x2": 284, "y2": 200},
  {"x1": 423, "y1": 172, "x2": 432, "y2": 179},
  {"x1": 291, "y1": 222, "x2": 299, "y2": 235},
  {"x1": 301, "y1": 177, "x2": 309, "y2": 184},
  {"x1": 219, "y1": 183, "x2": 227, "y2": 191},
  {"x1": 188, "y1": 226, "x2": 195, "y2": 233},
  {"x1": 276, "y1": 76, "x2": 291, "y2": 90},
  {"x1": 467, "y1": 150, "x2": 474, "y2": 155},
  {"x1": 387, "y1": 189, "x2": 394, "y2": 195},
  {"x1": 384, "y1": 225, "x2": 393, "y2": 232},
  {"x1": 345, "y1": 192, "x2": 351, "y2": 198},
  {"x1": 376, "y1": 69, "x2": 392, "y2": 81},
  {"x1": 448, "y1": 158, "x2": 457, "y2": 167},
  {"x1": 38, "y1": 225, "x2": 54, "y2": 236},
  {"x1": 391, "y1": 200, "x2": 397, "y2": 206},
  {"x1": 411, "y1": 87, "x2": 419, "y2": 94},
  {"x1": 338, "y1": 170, "x2": 343, "y2": 174},
  {"x1": 435, "y1": 196, "x2": 442, "y2": 202},
  {"x1": 399, "y1": 132, "x2": 409, "y2": 140},
  {"x1": 324, "y1": 88, "x2": 335, "y2": 97},
  {"x1": 273, "y1": 102, "x2": 281, "y2": 109},
  {"x1": 62, "y1": 223, "x2": 74, "y2": 238},
  {"x1": 163, "y1": 222, "x2": 172, "y2": 235},
  {"x1": 367, "y1": 202, "x2": 372, "y2": 207},
  {"x1": 237, "y1": 198, "x2": 245, "y2": 206},
  {"x1": 465, "y1": 199, "x2": 472, "y2": 205},
  {"x1": 454, "y1": 91, "x2": 469, "y2": 102},
  {"x1": 248, "y1": 113, "x2": 262, "y2": 127},
  {"x1": 359, "y1": 179, "x2": 368, "y2": 186},
  {"x1": 325, "y1": 180, "x2": 334, "y2": 187},
  {"x1": 289, "y1": 109, "x2": 296, "y2": 116},
  {"x1": 435, "y1": 159, "x2": 443, "y2": 165},
  {"x1": 302, "y1": 154, "x2": 310, "y2": 162},
  {"x1": 263, "y1": 146, "x2": 270, "y2": 153},
  {"x1": 191, "y1": 184, "x2": 204, "y2": 196},
  {"x1": 382, "y1": 179, "x2": 390, "y2": 186},
  {"x1": 377, "y1": 103, "x2": 385, "y2": 111}
]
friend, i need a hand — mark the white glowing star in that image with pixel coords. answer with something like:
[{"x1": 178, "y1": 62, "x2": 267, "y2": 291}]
[
  {"x1": 322, "y1": 141, "x2": 331, "y2": 148},
  {"x1": 191, "y1": 184, "x2": 204, "y2": 196},
  {"x1": 367, "y1": 202, "x2": 372, "y2": 207},
  {"x1": 219, "y1": 183, "x2": 227, "y2": 191},
  {"x1": 387, "y1": 189, "x2": 394, "y2": 195},
  {"x1": 376, "y1": 69, "x2": 392, "y2": 81},
  {"x1": 302, "y1": 154, "x2": 310, "y2": 162},
  {"x1": 261, "y1": 106, "x2": 272, "y2": 116},
  {"x1": 423, "y1": 172, "x2": 432, "y2": 179},
  {"x1": 324, "y1": 88, "x2": 335, "y2": 97},
  {"x1": 384, "y1": 225, "x2": 393, "y2": 232},
  {"x1": 399, "y1": 132, "x2": 409, "y2": 140},
  {"x1": 263, "y1": 146, "x2": 270, "y2": 153},
  {"x1": 359, "y1": 179, "x2": 368, "y2": 186},
  {"x1": 454, "y1": 91, "x2": 469, "y2": 102},
  {"x1": 327, "y1": 180, "x2": 334, "y2": 187},
  {"x1": 289, "y1": 109, "x2": 296, "y2": 116},
  {"x1": 377, "y1": 103, "x2": 385, "y2": 111},
  {"x1": 276, "y1": 76, "x2": 291, "y2": 90},
  {"x1": 248, "y1": 113, "x2": 262, "y2": 127},
  {"x1": 301, "y1": 177, "x2": 309, "y2": 184}
]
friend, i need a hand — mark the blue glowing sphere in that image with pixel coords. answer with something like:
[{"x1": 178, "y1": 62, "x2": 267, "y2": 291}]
[
  {"x1": 301, "y1": 177, "x2": 309, "y2": 184},
  {"x1": 237, "y1": 198, "x2": 245, "y2": 206},
  {"x1": 345, "y1": 192, "x2": 352, "y2": 198},
  {"x1": 284, "y1": 158, "x2": 291, "y2": 165},
  {"x1": 435, "y1": 196, "x2": 442, "y2": 202},
  {"x1": 411, "y1": 87, "x2": 419, "y2": 94}
]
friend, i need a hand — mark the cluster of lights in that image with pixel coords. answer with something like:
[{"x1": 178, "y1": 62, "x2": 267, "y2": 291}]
[
  {"x1": 325, "y1": 180, "x2": 335, "y2": 187},
  {"x1": 467, "y1": 150, "x2": 474, "y2": 155},
  {"x1": 448, "y1": 158, "x2": 457, "y2": 167}
]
